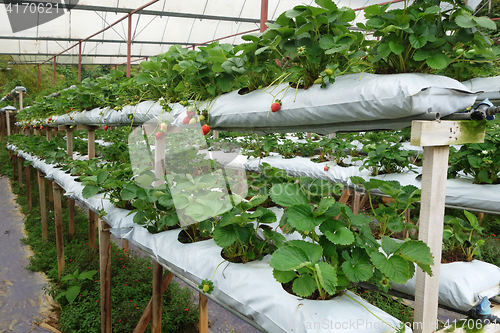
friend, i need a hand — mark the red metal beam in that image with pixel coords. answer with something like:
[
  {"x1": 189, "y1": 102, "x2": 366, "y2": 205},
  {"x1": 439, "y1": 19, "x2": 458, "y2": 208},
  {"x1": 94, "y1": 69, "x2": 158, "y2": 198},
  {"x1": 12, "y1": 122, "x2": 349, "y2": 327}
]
[
  {"x1": 39, "y1": 0, "x2": 159, "y2": 66},
  {"x1": 78, "y1": 42, "x2": 82, "y2": 82},
  {"x1": 260, "y1": 0, "x2": 268, "y2": 32},
  {"x1": 53, "y1": 57, "x2": 56, "y2": 87},
  {"x1": 127, "y1": 14, "x2": 132, "y2": 78}
]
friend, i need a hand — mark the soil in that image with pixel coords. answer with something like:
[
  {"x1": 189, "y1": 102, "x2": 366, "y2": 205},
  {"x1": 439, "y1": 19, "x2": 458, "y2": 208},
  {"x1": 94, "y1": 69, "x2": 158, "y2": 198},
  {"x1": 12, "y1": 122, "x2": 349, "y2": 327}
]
[
  {"x1": 281, "y1": 281, "x2": 344, "y2": 301},
  {"x1": 177, "y1": 228, "x2": 212, "y2": 244},
  {"x1": 441, "y1": 249, "x2": 468, "y2": 263}
]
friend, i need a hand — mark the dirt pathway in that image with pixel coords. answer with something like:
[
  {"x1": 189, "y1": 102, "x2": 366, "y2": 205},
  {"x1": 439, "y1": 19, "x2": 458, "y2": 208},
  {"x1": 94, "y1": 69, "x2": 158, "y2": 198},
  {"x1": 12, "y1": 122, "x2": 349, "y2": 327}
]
[{"x1": 0, "y1": 176, "x2": 56, "y2": 333}]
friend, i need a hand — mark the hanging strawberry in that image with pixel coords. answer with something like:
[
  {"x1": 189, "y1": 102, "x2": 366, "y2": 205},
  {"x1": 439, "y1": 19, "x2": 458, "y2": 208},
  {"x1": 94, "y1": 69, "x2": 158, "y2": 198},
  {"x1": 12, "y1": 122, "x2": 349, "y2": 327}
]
[
  {"x1": 271, "y1": 100, "x2": 282, "y2": 112},
  {"x1": 201, "y1": 124, "x2": 210, "y2": 136}
]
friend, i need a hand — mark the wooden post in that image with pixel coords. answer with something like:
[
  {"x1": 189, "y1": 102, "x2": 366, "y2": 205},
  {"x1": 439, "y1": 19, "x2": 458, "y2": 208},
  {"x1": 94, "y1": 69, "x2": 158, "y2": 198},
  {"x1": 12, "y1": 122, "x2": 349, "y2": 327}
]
[
  {"x1": 18, "y1": 91, "x2": 23, "y2": 110},
  {"x1": 53, "y1": 183, "x2": 65, "y2": 277},
  {"x1": 411, "y1": 120, "x2": 486, "y2": 333},
  {"x1": 306, "y1": 132, "x2": 312, "y2": 140},
  {"x1": 25, "y1": 165, "x2": 32, "y2": 212},
  {"x1": 46, "y1": 128, "x2": 52, "y2": 141},
  {"x1": 152, "y1": 261, "x2": 163, "y2": 333},
  {"x1": 199, "y1": 294, "x2": 209, "y2": 333},
  {"x1": 12, "y1": 154, "x2": 17, "y2": 179},
  {"x1": 68, "y1": 199, "x2": 75, "y2": 240},
  {"x1": 99, "y1": 219, "x2": 112, "y2": 333},
  {"x1": 352, "y1": 191, "x2": 361, "y2": 215},
  {"x1": 17, "y1": 156, "x2": 23, "y2": 186},
  {"x1": 88, "y1": 128, "x2": 95, "y2": 159},
  {"x1": 48, "y1": 180, "x2": 54, "y2": 210},
  {"x1": 6, "y1": 111, "x2": 11, "y2": 136},
  {"x1": 37, "y1": 170, "x2": 48, "y2": 242},
  {"x1": 134, "y1": 273, "x2": 173, "y2": 333},
  {"x1": 213, "y1": 130, "x2": 219, "y2": 139},
  {"x1": 89, "y1": 210, "x2": 96, "y2": 250},
  {"x1": 67, "y1": 129, "x2": 74, "y2": 158},
  {"x1": 122, "y1": 239, "x2": 129, "y2": 253}
]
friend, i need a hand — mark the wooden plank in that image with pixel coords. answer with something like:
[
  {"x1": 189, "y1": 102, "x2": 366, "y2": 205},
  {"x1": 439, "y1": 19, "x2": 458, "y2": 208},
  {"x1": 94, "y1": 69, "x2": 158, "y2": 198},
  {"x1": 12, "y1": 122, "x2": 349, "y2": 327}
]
[
  {"x1": 99, "y1": 219, "x2": 112, "y2": 333},
  {"x1": 88, "y1": 129, "x2": 95, "y2": 159},
  {"x1": 359, "y1": 193, "x2": 369, "y2": 210},
  {"x1": 413, "y1": 146, "x2": 450, "y2": 333},
  {"x1": 25, "y1": 165, "x2": 32, "y2": 212},
  {"x1": 68, "y1": 199, "x2": 75, "y2": 240},
  {"x1": 199, "y1": 293, "x2": 209, "y2": 333},
  {"x1": 410, "y1": 120, "x2": 485, "y2": 146},
  {"x1": 152, "y1": 261, "x2": 163, "y2": 333},
  {"x1": 66, "y1": 129, "x2": 74, "y2": 158},
  {"x1": 133, "y1": 273, "x2": 173, "y2": 333},
  {"x1": 89, "y1": 210, "x2": 96, "y2": 250},
  {"x1": 37, "y1": 170, "x2": 48, "y2": 242},
  {"x1": 335, "y1": 189, "x2": 352, "y2": 220},
  {"x1": 53, "y1": 183, "x2": 65, "y2": 278}
]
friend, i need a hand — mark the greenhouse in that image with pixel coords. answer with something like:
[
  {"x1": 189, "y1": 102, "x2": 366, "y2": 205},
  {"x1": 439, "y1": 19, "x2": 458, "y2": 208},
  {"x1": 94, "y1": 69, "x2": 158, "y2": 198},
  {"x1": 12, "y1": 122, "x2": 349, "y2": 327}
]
[{"x1": 1, "y1": 0, "x2": 500, "y2": 332}]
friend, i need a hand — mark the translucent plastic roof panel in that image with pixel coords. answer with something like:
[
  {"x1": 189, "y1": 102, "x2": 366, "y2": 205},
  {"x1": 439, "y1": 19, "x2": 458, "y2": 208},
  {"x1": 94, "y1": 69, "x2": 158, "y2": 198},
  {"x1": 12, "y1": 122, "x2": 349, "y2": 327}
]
[{"x1": 0, "y1": 0, "x2": 483, "y2": 65}]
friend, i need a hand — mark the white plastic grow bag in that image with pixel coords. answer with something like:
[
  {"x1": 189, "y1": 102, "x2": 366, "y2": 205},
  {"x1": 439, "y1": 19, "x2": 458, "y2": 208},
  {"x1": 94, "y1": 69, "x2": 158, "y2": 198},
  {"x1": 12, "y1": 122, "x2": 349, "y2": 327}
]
[
  {"x1": 204, "y1": 73, "x2": 479, "y2": 134},
  {"x1": 122, "y1": 227, "x2": 412, "y2": 333},
  {"x1": 462, "y1": 76, "x2": 500, "y2": 102},
  {"x1": 393, "y1": 260, "x2": 500, "y2": 312}
]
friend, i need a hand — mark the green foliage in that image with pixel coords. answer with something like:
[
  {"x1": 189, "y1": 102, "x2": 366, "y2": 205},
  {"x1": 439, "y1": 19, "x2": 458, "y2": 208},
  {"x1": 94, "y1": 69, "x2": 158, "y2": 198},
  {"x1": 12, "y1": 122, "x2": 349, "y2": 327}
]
[
  {"x1": 269, "y1": 176, "x2": 433, "y2": 298},
  {"x1": 362, "y1": 0, "x2": 498, "y2": 79},
  {"x1": 351, "y1": 177, "x2": 420, "y2": 237},
  {"x1": 448, "y1": 120, "x2": 500, "y2": 184},
  {"x1": 443, "y1": 210, "x2": 485, "y2": 261},
  {"x1": 56, "y1": 269, "x2": 98, "y2": 303},
  {"x1": 357, "y1": 142, "x2": 417, "y2": 176}
]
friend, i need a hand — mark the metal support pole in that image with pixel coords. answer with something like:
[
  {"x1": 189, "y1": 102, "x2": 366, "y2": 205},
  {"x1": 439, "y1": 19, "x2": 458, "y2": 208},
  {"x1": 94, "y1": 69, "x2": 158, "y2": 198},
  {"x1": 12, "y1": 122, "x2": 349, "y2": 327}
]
[
  {"x1": 78, "y1": 42, "x2": 82, "y2": 82},
  {"x1": 53, "y1": 57, "x2": 56, "y2": 87},
  {"x1": 127, "y1": 13, "x2": 132, "y2": 78},
  {"x1": 260, "y1": 0, "x2": 268, "y2": 32}
]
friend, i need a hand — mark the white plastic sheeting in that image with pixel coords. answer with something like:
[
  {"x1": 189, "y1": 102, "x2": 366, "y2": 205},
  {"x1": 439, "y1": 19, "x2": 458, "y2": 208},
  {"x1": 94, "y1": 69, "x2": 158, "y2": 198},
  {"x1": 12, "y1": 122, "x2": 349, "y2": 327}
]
[
  {"x1": 462, "y1": 76, "x2": 500, "y2": 102},
  {"x1": 7, "y1": 144, "x2": 412, "y2": 333},
  {"x1": 244, "y1": 155, "x2": 500, "y2": 215},
  {"x1": 393, "y1": 260, "x2": 500, "y2": 312}
]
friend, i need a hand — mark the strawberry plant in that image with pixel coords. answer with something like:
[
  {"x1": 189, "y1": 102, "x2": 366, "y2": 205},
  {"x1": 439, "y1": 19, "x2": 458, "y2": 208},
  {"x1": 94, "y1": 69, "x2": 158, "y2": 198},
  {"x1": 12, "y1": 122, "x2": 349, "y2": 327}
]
[
  {"x1": 443, "y1": 210, "x2": 485, "y2": 261},
  {"x1": 356, "y1": 142, "x2": 417, "y2": 176},
  {"x1": 361, "y1": 0, "x2": 497, "y2": 79},
  {"x1": 269, "y1": 180, "x2": 433, "y2": 299},
  {"x1": 350, "y1": 177, "x2": 420, "y2": 238}
]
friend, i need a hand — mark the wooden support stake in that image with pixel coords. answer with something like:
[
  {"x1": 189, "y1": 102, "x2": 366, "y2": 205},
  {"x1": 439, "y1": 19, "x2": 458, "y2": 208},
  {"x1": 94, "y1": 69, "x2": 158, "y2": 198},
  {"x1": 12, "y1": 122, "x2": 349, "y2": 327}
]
[
  {"x1": 48, "y1": 180, "x2": 54, "y2": 210},
  {"x1": 99, "y1": 219, "x2": 112, "y2": 333},
  {"x1": 68, "y1": 199, "x2": 75, "y2": 240},
  {"x1": 352, "y1": 191, "x2": 361, "y2": 215},
  {"x1": 53, "y1": 183, "x2": 65, "y2": 278},
  {"x1": 25, "y1": 165, "x2": 32, "y2": 212},
  {"x1": 88, "y1": 129, "x2": 95, "y2": 159},
  {"x1": 89, "y1": 210, "x2": 96, "y2": 250},
  {"x1": 37, "y1": 170, "x2": 48, "y2": 241},
  {"x1": 213, "y1": 130, "x2": 219, "y2": 139},
  {"x1": 46, "y1": 128, "x2": 52, "y2": 141},
  {"x1": 410, "y1": 120, "x2": 486, "y2": 333},
  {"x1": 199, "y1": 293, "x2": 209, "y2": 333},
  {"x1": 6, "y1": 111, "x2": 11, "y2": 136},
  {"x1": 122, "y1": 239, "x2": 129, "y2": 253},
  {"x1": 152, "y1": 261, "x2": 163, "y2": 333},
  {"x1": 66, "y1": 129, "x2": 74, "y2": 158},
  {"x1": 413, "y1": 146, "x2": 449, "y2": 333},
  {"x1": 12, "y1": 154, "x2": 17, "y2": 179},
  {"x1": 133, "y1": 273, "x2": 173, "y2": 333},
  {"x1": 335, "y1": 189, "x2": 352, "y2": 220},
  {"x1": 359, "y1": 193, "x2": 369, "y2": 210},
  {"x1": 17, "y1": 156, "x2": 23, "y2": 186}
]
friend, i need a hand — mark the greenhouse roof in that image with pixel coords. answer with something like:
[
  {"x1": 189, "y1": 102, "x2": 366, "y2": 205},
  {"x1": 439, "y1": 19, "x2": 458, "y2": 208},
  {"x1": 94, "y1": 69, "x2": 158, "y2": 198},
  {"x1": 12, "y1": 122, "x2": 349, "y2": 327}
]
[{"x1": 0, "y1": 0, "x2": 483, "y2": 66}]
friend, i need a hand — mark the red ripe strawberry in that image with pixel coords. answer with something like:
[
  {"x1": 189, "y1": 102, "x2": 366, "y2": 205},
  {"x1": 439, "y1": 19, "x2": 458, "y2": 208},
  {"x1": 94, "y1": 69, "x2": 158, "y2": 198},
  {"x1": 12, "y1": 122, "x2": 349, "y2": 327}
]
[
  {"x1": 271, "y1": 102, "x2": 281, "y2": 112},
  {"x1": 104, "y1": 125, "x2": 109, "y2": 131},
  {"x1": 201, "y1": 124, "x2": 210, "y2": 136},
  {"x1": 155, "y1": 132, "x2": 164, "y2": 140},
  {"x1": 324, "y1": 165, "x2": 329, "y2": 171},
  {"x1": 182, "y1": 116, "x2": 191, "y2": 125},
  {"x1": 40, "y1": 126, "x2": 44, "y2": 130}
]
